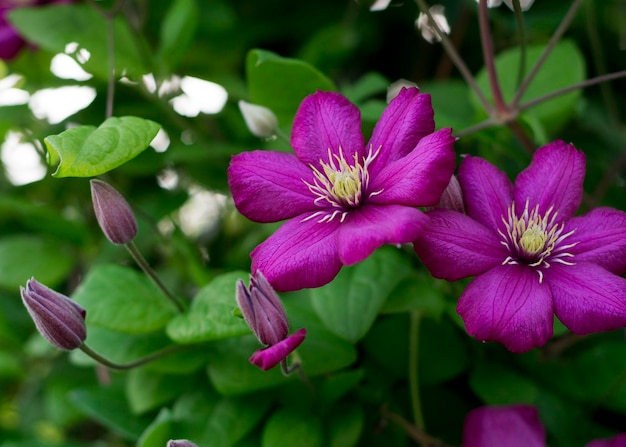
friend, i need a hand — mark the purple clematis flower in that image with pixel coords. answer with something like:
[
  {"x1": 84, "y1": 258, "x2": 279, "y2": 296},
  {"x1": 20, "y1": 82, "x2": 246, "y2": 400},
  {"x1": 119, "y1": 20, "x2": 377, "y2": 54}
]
[
  {"x1": 414, "y1": 140, "x2": 626, "y2": 352},
  {"x1": 228, "y1": 88, "x2": 456, "y2": 291},
  {"x1": 1, "y1": 0, "x2": 72, "y2": 60},
  {"x1": 463, "y1": 404, "x2": 626, "y2": 447},
  {"x1": 462, "y1": 405, "x2": 546, "y2": 447}
]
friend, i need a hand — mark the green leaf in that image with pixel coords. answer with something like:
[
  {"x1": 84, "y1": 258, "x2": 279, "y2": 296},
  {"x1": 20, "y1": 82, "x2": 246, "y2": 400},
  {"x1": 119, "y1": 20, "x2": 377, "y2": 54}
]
[
  {"x1": 158, "y1": 0, "x2": 198, "y2": 69},
  {"x1": 328, "y1": 404, "x2": 364, "y2": 447},
  {"x1": 71, "y1": 264, "x2": 177, "y2": 334},
  {"x1": 137, "y1": 409, "x2": 174, "y2": 447},
  {"x1": 246, "y1": 49, "x2": 336, "y2": 125},
  {"x1": 69, "y1": 384, "x2": 152, "y2": 441},
  {"x1": 126, "y1": 368, "x2": 194, "y2": 414},
  {"x1": 172, "y1": 389, "x2": 272, "y2": 446},
  {"x1": 341, "y1": 72, "x2": 389, "y2": 104},
  {"x1": 44, "y1": 116, "x2": 160, "y2": 178},
  {"x1": 166, "y1": 271, "x2": 250, "y2": 343},
  {"x1": 310, "y1": 247, "x2": 411, "y2": 343},
  {"x1": 381, "y1": 271, "x2": 447, "y2": 317},
  {"x1": 262, "y1": 407, "x2": 324, "y2": 447},
  {"x1": 0, "y1": 235, "x2": 74, "y2": 290},
  {"x1": 472, "y1": 40, "x2": 586, "y2": 131},
  {"x1": 469, "y1": 361, "x2": 539, "y2": 405},
  {"x1": 9, "y1": 3, "x2": 147, "y2": 79}
]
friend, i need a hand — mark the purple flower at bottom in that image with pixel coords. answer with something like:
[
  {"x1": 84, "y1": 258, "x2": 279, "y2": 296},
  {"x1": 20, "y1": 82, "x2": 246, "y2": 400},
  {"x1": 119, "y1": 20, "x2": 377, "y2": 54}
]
[
  {"x1": 463, "y1": 405, "x2": 626, "y2": 447},
  {"x1": 462, "y1": 405, "x2": 545, "y2": 447},
  {"x1": 415, "y1": 141, "x2": 626, "y2": 352},
  {"x1": 1, "y1": 0, "x2": 73, "y2": 60},
  {"x1": 228, "y1": 87, "x2": 456, "y2": 291}
]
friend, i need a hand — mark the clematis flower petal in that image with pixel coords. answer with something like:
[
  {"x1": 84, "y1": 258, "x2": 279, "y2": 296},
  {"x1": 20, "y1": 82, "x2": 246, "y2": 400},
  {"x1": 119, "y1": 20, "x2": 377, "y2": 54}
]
[
  {"x1": 458, "y1": 155, "x2": 513, "y2": 231},
  {"x1": 368, "y1": 87, "x2": 435, "y2": 170},
  {"x1": 565, "y1": 207, "x2": 626, "y2": 275},
  {"x1": 337, "y1": 204, "x2": 429, "y2": 266},
  {"x1": 249, "y1": 328, "x2": 307, "y2": 370},
  {"x1": 514, "y1": 141, "x2": 585, "y2": 220},
  {"x1": 549, "y1": 263, "x2": 626, "y2": 335},
  {"x1": 290, "y1": 91, "x2": 364, "y2": 166},
  {"x1": 368, "y1": 128, "x2": 455, "y2": 207},
  {"x1": 414, "y1": 209, "x2": 506, "y2": 281},
  {"x1": 228, "y1": 150, "x2": 318, "y2": 222},
  {"x1": 0, "y1": 21, "x2": 24, "y2": 60},
  {"x1": 586, "y1": 433, "x2": 626, "y2": 447},
  {"x1": 457, "y1": 264, "x2": 554, "y2": 353},
  {"x1": 462, "y1": 405, "x2": 546, "y2": 447},
  {"x1": 251, "y1": 214, "x2": 342, "y2": 291}
]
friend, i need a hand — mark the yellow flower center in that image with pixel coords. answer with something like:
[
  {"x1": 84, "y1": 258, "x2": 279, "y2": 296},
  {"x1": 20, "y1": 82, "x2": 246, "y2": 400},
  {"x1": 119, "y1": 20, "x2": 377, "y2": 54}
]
[
  {"x1": 302, "y1": 146, "x2": 383, "y2": 223},
  {"x1": 498, "y1": 200, "x2": 578, "y2": 282}
]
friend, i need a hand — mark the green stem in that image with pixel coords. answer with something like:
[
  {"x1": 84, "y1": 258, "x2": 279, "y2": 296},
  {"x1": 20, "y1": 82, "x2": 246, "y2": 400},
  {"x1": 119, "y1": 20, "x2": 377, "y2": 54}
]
[
  {"x1": 125, "y1": 241, "x2": 186, "y2": 313},
  {"x1": 280, "y1": 353, "x2": 316, "y2": 397},
  {"x1": 453, "y1": 117, "x2": 497, "y2": 138},
  {"x1": 512, "y1": 0, "x2": 527, "y2": 90},
  {"x1": 80, "y1": 343, "x2": 191, "y2": 370},
  {"x1": 478, "y1": 0, "x2": 506, "y2": 112},
  {"x1": 275, "y1": 128, "x2": 291, "y2": 146},
  {"x1": 518, "y1": 70, "x2": 626, "y2": 113},
  {"x1": 414, "y1": 0, "x2": 494, "y2": 114},
  {"x1": 511, "y1": 0, "x2": 585, "y2": 107},
  {"x1": 409, "y1": 310, "x2": 425, "y2": 431}
]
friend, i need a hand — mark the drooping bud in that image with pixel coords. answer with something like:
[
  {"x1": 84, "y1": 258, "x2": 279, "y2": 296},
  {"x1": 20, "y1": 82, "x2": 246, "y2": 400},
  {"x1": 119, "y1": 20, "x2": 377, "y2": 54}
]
[
  {"x1": 90, "y1": 179, "x2": 137, "y2": 245},
  {"x1": 20, "y1": 278, "x2": 86, "y2": 351},
  {"x1": 166, "y1": 440, "x2": 199, "y2": 447},
  {"x1": 236, "y1": 271, "x2": 306, "y2": 370},
  {"x1": 416, "y1": 5, "x2": 450, "y2": 44},
  {"x1": 249, "y1": 328, "x2": 307, "y2": 371},
  {"x1": 436, "y1": 175, "x2": 465, "y2": 213},
  {"x1": 238, "y1": 100, "x2": 279, "y2": 139},
  {"x1": 236, "y1": 271, "x2": 289, "y2": 346}
]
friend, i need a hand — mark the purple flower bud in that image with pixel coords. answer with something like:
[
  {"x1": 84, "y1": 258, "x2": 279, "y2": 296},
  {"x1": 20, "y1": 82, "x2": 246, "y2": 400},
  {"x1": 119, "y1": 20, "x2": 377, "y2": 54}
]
[
  {"x1": 249, "y1": 327, "x2": 307, "y2": 371},
  {"x1": 236, "y1": 271, "x2": 289, "y2": 346},
  {"x1": 436, "y1": 175, "x2": 465, "y2": 213},
  {"x1": 167, "y1": 440, "x2": 199, "y2": 447},
  {"x1": 20, "y1": 278, "x2": 86, "y2": 351},
  {"x1": 90, "y1": 179, "x2": 137, "y2": 245}
]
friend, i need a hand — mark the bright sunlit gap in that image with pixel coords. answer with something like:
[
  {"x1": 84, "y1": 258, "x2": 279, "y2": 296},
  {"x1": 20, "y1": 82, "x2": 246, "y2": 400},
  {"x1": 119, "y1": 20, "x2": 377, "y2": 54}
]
[
  {"x1": 29, "y1": 86, "x2": 97, "y2": 124},
  {"x1": 1, "y1": 131, "x2": 47, "y2": 185}
]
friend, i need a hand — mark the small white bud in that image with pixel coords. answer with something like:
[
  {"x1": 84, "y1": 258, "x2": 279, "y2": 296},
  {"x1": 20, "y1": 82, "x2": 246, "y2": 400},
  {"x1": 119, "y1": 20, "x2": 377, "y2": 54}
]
[
  {"x1": 416, "y1": 5, "x2": 450, "y2": 44},
  {"x1": 387, "y1": 79, "x2": 418, "y2": 104},
  {"x1": 475, "y1": 0, "x2": 503, "y2": 7},
  {"x1": 370, "y1": 0, "x2": 392, "y2": 11},
  {"x1": 502, "y1": 0, "x2": 535, "y2": 11},
  {"x1": 238, "y1": 100, "x2": 278, "y2": 139}
]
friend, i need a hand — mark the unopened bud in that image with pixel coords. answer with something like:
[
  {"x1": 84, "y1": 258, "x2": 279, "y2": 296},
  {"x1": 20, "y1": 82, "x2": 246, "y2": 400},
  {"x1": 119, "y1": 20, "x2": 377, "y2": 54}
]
[
  {"x1": 90, "y1": 179, "x2": 137, "y2": 245},
  {"x1": 249, "y1": 328, "x2": 307, "y2": 371},
  {"x1": 236, "y1": 271, "x2": 307, "y2": 370},
  {"x1": 238, "y1": 100, "x2": 278, "y2": 139},
  {"x1": 20, "y1": 278, "x2": 86, "y2": 351},
  {"x1": 436, "y1": 175, "x2": 465, "y2": 213},
  {"x1": 167, "y1": 440, "x2": 199, "y2": 447},
  {"x1": 236, "y1": 271, "x2": 289, "y2": 346},
  {"x1": 416, "y1": 5, "x2": 450, "y2": 44}
]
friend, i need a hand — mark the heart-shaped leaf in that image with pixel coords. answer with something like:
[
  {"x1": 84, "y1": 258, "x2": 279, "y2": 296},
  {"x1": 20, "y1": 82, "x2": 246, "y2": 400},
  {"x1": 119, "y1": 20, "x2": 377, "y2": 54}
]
[{"x1": 44, "y1": 116, "x2": 160, "y2": 177}]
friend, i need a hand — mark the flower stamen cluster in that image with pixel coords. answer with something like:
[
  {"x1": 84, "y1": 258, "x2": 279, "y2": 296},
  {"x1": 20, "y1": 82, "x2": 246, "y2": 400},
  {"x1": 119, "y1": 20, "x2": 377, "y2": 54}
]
[
  {"x1": 498, "y1": 200, "x2": 578, "y2": 282},
  {"x1": 302, "y1": 145, "x2": 382, "y2": 223}
]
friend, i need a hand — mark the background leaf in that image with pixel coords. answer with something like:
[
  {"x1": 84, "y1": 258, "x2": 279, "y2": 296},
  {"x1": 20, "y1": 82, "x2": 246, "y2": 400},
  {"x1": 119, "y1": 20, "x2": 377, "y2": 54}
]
[{"x1": 44, "y1": 116, "x2": 160, "y2": 177}]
